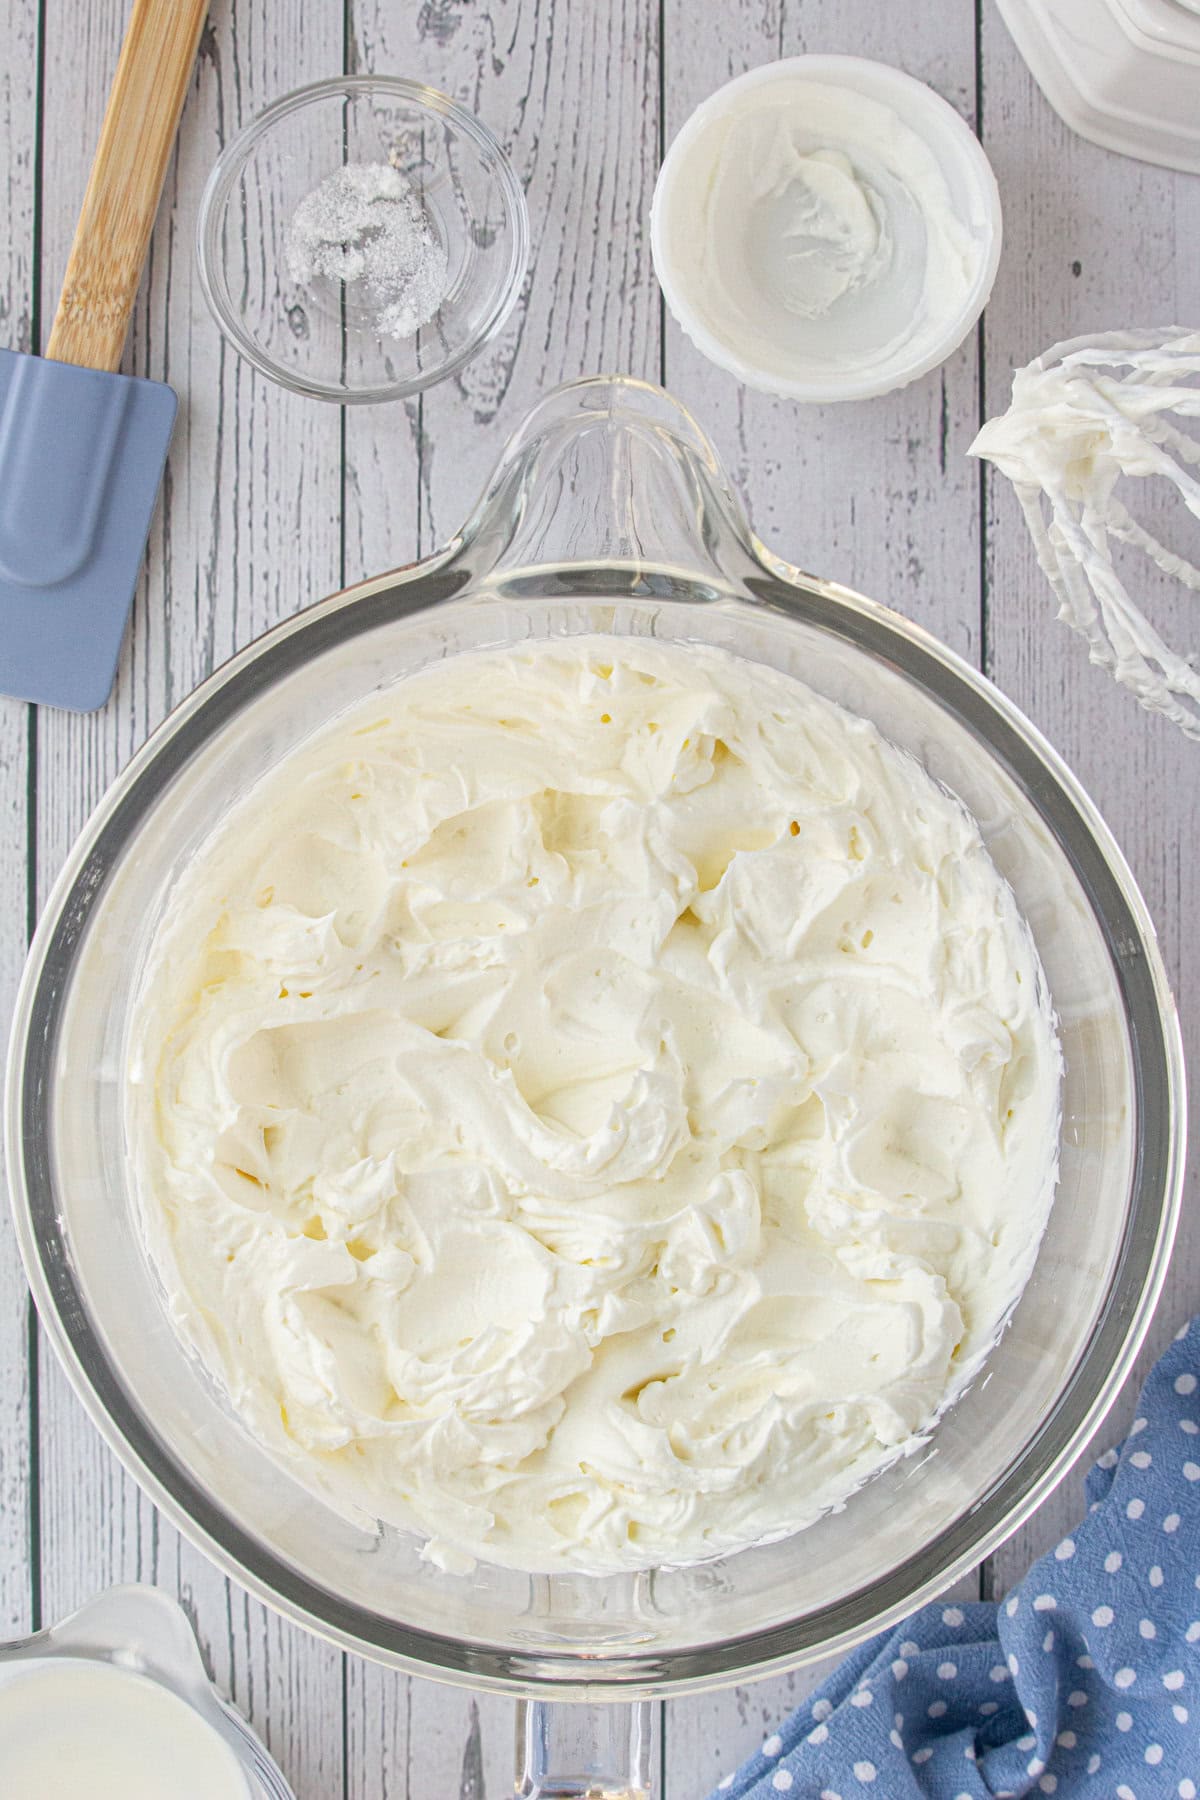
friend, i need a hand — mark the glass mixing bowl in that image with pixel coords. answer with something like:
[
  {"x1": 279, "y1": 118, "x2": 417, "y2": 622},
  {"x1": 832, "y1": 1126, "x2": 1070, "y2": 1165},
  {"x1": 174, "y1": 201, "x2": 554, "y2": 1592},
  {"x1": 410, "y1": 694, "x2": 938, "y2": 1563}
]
[{"x1": 4, "y1": 378, "x2": 1184, "y2": 1791}]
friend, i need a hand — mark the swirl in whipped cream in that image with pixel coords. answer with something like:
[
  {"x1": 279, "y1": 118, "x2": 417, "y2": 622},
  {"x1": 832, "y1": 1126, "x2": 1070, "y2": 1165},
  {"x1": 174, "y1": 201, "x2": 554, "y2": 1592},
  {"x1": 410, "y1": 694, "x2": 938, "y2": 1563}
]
[{"x1": 128, "y1": 638, "x2": 1060, "y2": 1573}]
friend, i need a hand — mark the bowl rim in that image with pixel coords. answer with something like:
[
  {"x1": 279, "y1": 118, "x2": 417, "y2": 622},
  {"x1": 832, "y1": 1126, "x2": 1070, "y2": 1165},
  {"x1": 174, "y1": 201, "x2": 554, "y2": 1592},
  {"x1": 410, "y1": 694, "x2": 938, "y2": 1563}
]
[
  {"x1": 195, "y1": 73, "x2": 531, "y2": 405},
  {"x1": 5, "y1": 540, "x2": 1186, "y2": 1697},
  {"x1": 650, "y1": 53, "x2": 1004, "y2": 403}
]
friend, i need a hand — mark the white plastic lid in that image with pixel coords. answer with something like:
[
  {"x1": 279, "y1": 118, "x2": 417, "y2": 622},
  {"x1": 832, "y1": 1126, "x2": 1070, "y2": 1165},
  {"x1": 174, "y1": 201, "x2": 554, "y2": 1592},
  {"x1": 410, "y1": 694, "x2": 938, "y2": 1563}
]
[{"x1": 998, "y1": 0, "x2": 1200, "y2": 175}]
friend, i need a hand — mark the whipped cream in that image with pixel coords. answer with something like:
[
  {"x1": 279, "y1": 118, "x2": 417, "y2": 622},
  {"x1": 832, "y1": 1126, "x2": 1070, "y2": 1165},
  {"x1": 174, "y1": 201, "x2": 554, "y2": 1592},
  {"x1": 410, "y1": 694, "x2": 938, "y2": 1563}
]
[
  {"x1": 128, "y1": 639, "x2": 1060, "y2": 1575},
  {"x1": 970, "y1": 329, "x2": 1200, "y2": 740},
  {"x1": 749, "y1": 145, "x2": 886, "y2": 321},
  {"x1": 651, "y1": 63, "x2": 998, "y2": 397}
]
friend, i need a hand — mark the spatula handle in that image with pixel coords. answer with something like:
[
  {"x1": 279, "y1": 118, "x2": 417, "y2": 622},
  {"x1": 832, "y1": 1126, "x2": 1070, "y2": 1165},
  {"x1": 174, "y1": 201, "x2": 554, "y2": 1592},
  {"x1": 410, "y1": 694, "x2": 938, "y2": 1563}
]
[{"x1": 45, "y1": 0, "x2": 209, "y2": 372}]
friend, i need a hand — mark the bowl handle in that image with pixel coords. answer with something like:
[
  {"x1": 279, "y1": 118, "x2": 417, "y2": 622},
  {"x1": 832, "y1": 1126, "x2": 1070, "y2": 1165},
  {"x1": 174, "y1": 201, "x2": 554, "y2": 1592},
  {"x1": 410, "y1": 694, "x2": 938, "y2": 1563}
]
[
  {"x1": 515, "y1": 1696, "x2": 655, "y2": 1800},
  {"x1": 450, "y1": 374, "x2": 767, "y2": 595}
]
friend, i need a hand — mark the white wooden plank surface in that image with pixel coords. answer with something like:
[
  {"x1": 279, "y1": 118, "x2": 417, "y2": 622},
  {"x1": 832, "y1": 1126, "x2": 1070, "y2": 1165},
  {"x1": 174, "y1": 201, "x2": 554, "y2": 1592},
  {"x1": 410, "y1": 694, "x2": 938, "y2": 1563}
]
[
  {"x1": 660, "y1": 0, "x2": 984, "y2": 665},
  {"x1": 1, "y1": 0, "x2": 1196, "y2": 1795},
  {"x1": 0, "y1": 689, "x2": 29, "y2": 1645},
  {"x1": 659, "y1": 6, "x2": 987, "y2": 1783},
  {"x1": 32, "y1": 4, "x2": 346, "y2": 1796},
  {"x1": 978, "y1": 1, "x2": 1200, "y2": 1596},
  {"x1": 344, "y1": 0, "x2": 662, "y2": 588},
  {"x1": 342, "y1": 5, "x2": 662, "y2": 1791},
  {"x1": 0, "y1": 0, "x2": 38, "y2": 1645}
]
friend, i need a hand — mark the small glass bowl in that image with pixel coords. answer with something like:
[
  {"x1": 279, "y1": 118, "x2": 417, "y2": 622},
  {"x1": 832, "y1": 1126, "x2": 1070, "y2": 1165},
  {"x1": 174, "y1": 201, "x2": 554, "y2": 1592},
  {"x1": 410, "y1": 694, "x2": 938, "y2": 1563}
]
[{"x1": 196, "y1": 76, "x2": 529, "y2": 404}]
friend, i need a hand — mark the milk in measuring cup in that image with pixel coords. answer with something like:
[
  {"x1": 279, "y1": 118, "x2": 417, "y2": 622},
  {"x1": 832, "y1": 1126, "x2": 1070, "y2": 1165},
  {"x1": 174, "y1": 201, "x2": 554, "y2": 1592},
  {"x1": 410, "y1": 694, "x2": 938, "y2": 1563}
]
[{"x1": 0, "y1": 1657, "x2": 249, "y2": 1798}]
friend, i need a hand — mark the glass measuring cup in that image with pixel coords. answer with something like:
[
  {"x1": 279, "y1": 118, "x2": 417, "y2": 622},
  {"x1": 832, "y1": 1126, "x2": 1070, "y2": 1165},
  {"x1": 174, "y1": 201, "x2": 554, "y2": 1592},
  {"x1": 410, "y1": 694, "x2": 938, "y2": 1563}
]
[{"x1": 0, "y1": 1586, "x2": 294, "y2": 1799}]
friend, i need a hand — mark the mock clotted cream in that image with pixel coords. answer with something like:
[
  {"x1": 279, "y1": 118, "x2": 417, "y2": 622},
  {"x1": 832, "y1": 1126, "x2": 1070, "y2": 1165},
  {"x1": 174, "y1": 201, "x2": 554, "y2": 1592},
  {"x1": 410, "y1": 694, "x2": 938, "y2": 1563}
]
[{"x1": 128, "y1": 638, "x2": 1060, "y2": 1574}]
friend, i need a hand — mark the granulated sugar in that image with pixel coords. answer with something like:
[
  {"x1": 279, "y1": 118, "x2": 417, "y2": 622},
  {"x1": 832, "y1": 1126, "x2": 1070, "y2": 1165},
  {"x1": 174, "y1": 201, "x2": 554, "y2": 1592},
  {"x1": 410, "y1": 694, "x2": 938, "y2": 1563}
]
[{"x1": 286, "y1": 162, "x2": 448, "y2": 341}]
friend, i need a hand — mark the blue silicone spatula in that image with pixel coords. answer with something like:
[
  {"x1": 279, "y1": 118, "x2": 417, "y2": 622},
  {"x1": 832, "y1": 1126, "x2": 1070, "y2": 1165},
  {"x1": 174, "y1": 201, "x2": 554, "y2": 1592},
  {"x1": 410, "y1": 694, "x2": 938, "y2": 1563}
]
[{"x1": 0, "y1": 0, "x2": 208, "y2": 711}]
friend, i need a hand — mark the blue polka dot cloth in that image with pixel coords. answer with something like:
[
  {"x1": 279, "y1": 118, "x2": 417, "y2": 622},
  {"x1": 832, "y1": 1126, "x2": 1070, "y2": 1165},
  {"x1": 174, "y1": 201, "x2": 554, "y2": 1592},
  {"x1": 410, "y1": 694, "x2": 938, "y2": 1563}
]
[{"x1": 710, "y1": 1317, "x2": 1200, "y2": 1799}]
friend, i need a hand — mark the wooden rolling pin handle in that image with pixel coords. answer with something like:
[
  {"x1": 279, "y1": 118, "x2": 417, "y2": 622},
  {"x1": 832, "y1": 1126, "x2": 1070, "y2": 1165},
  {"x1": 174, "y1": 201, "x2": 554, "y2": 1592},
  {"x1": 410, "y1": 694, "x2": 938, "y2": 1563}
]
[{"x1": 45, "y1": 0, "x2": 209, "y2": 373}]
